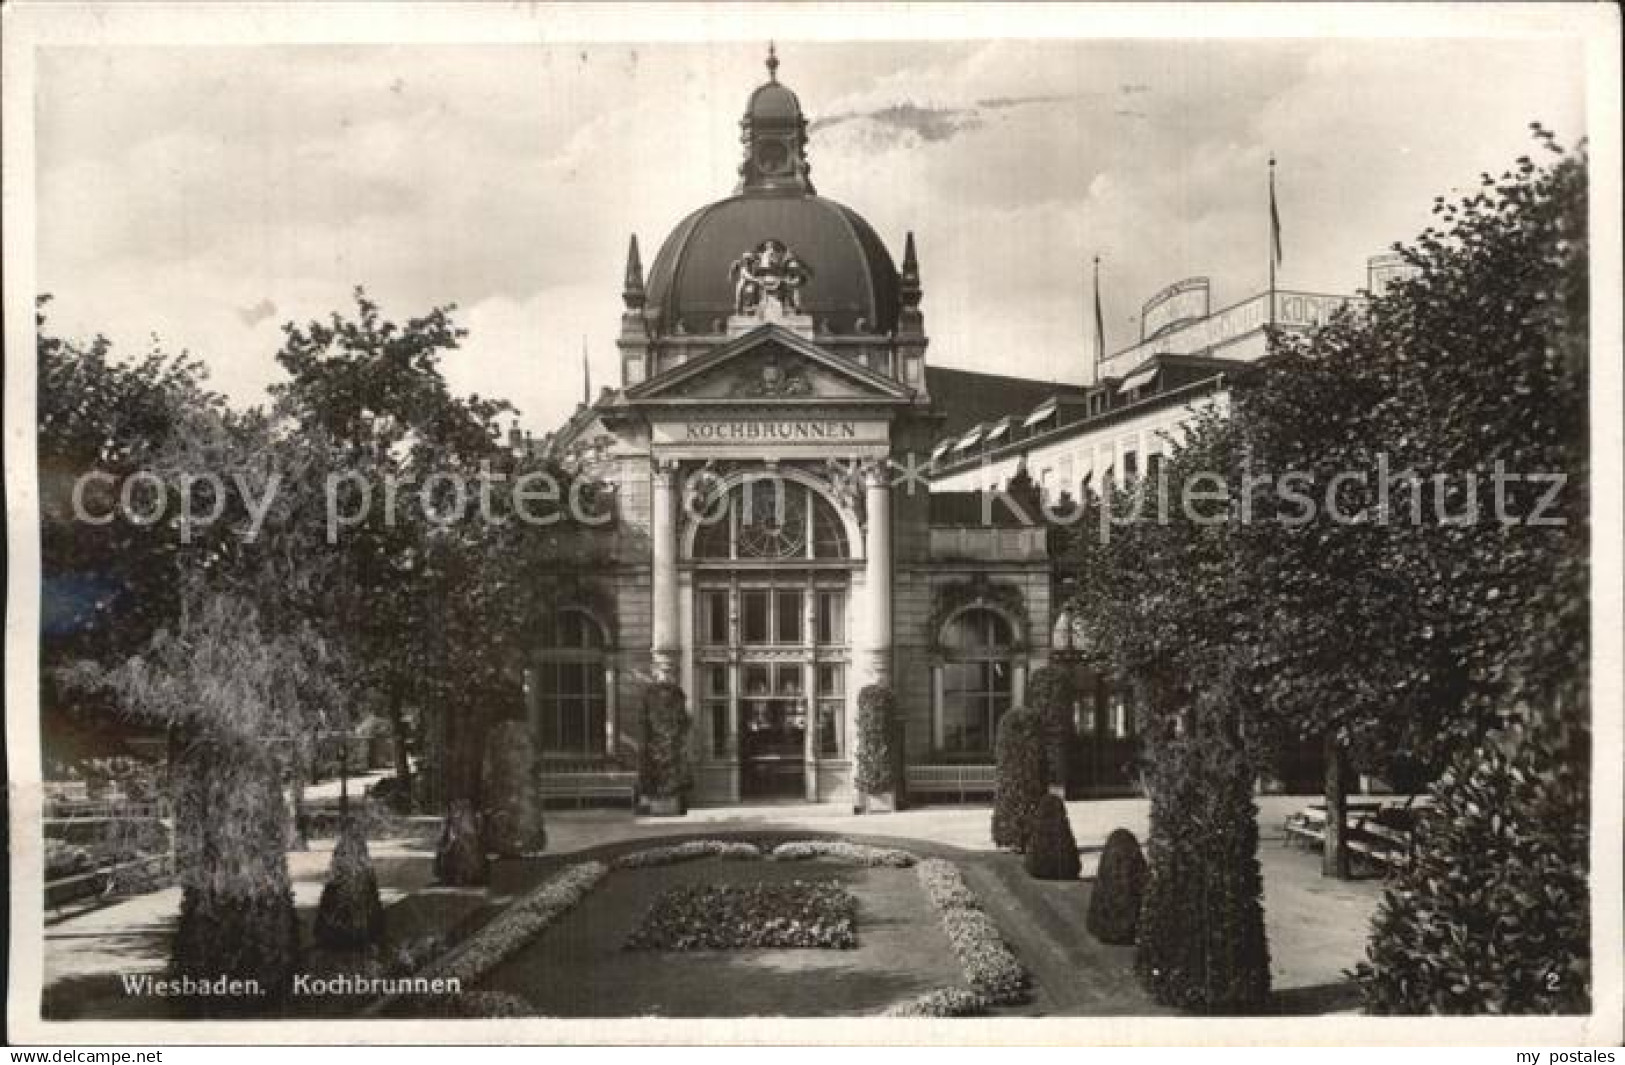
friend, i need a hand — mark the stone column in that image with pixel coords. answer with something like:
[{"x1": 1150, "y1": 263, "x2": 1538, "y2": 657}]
[
  {"x1": 604, "y1": 663, "x2": 619, "y2": 757},
  {"x1": 651, "y1": 459, "x2": 681, "y2": 683},
  {"x1": 859, "y1": 461, "x2": 893, "y2": 689}
]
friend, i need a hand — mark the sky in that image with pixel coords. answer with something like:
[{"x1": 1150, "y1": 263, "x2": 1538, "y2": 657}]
[{"x1": 34, "y1": 34, "x2": 1587, "y2": 434}]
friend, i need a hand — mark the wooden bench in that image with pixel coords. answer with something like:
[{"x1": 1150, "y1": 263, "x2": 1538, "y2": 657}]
[
  {"x1": 537, "y1": 770, "x2": 638, "y2": 809},
  {"x1": 1284, "y1": 797, "x2": 1430, "y2": 867},
  {"x1": 905, "y1": 764, "x2": 997, "y2": 804}
]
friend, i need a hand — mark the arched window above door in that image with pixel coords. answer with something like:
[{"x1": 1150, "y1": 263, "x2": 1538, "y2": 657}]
[{"x1": 691, "y1": 479, "x2": 850, "y2": 561}]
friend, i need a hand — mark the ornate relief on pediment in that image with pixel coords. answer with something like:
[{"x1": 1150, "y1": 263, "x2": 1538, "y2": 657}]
[
  {"x1": 668, "y1": 344, "x2": 876, "y2": 401},
  {"x1": 728, "y1": 355, "x2": 813, "y2": 398}
]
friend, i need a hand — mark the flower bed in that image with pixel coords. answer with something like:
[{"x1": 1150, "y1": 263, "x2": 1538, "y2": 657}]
[
  {"x1": 913, "y1": 858, "x2": 1030, "y2": 1006},
  {"x1": 768, "y1": 840, "x2": 916, "y2": 867},
  {"x1": 883, "y1": 987, "x2": 991, "y2": 1018},
  {"x1": 434, "y1": 860, "x2": 608, "y2": 986},
  {"x1": 625, "y1": 880, "x2": 859, "y2": 951},
  {"x1": 916, "y1": 858, "x2": 982, "y2": 910},
  {"x1": 939, "y1": 907, "x2": 1029, "y2": 1005},
  {"x1": 611, "y1": 839, "x2": 763, "y2": 869}
]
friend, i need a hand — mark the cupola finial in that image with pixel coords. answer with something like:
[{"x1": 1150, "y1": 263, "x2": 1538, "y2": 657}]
[{"x1": 766, "y1": 41, "x2": 778, "y2": 82}]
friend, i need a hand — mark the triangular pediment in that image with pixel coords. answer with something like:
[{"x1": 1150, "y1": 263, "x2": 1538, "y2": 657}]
[{"x1": 624, "y1": 325, "x2": 912, "y2": 404}]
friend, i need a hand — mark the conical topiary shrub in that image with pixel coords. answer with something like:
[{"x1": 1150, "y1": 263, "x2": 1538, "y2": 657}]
[
  {"x1": 991, "y1": 706, "x2": 1047, "y2": 850},
  {"x1": 434, "y1": 798, "x2": 489, "y2": 886},
  {"x1": 1134, "y1": 733, "x2": 1270, "y2": 1013},
  {"x1": 1086, "y1": 827, "x2": 1147, "y2": 945},
  {"x1": 1024, "y1": 665, "x2": 1076, "y2": 791},
  {"x1": 1023, "y1": 793, "x2": 1081, "y2": 880},
  {"x1": 481, "y1": 720, "x2": 545, "y2": 857},
  {"x1": 314, "y1": 815, "x2": 386, "y2": 948}
]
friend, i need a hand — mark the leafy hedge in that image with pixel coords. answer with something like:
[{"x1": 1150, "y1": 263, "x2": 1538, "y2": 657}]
[
  {"x1": 854, "y1": 684, "x2": 901, "y2": 796},
  {"x1": 1022, "y1": 793, "x2": 1081, "y2": 880},
  {"x1": 1024, "y1": 665, "x2": 1075, "y2": 788},
  {"x1": 1134, "y1": 733, "x2": 1270, "y2": 1014},
  {"x1": 991, "y1": 706, "x2": 1047, "y2": 851},
  {"x1": 640, "y1": 681, "x2": 692, "y2": 800},
  {"x1": 1353, "y1": 714, "x2": 1590, "y2": 1014},
  {"x1": 480, "y1": 719, "x2": 545, "y2": 857},
  {"x1": 1086, "y1": 827, "x2": 1147, "y2": 945}
]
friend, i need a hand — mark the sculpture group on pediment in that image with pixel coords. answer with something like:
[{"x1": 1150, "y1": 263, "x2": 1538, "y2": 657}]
[{"x1": 729, "y1": 239, "x2": 814, "y2": 317}]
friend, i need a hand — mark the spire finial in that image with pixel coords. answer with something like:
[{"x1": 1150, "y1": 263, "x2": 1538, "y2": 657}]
[{"x1": 766, "y1": 41, "x2": 778, "y2": 81}]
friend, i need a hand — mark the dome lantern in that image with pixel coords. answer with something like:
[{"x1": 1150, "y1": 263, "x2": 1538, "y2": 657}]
[{"x1": 736, "y1": 44, "x2": 814, "y2": 196}]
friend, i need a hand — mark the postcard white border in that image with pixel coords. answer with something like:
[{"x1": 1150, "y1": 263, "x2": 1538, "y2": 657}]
[{"x1": 5, "y1": 1, "x2": 1621, "y2": 1047}]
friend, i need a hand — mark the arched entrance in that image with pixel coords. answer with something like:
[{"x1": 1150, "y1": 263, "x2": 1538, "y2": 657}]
[{"x1": 685, "y1": 473, "x2": 856, "y2": 801}]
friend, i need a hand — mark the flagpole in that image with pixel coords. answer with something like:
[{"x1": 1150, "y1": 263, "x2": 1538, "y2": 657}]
[
  {"x1": 1268, "y1": 154, "x2": 1278, "y2": 333},
  {"x1": 582, "y1": 335, "x2": 590, "y2": 407},
  {"x1": 1092, "y1": 254, "x2": 1104, "y2": 382}
]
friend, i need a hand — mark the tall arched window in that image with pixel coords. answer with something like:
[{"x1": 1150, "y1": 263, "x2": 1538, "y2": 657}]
[
  {"x1": 531, "y1": 608, "x2": 609, "y2": 756},
  {"x1": 938, "y1": 609, "x2": 1016, "y2": 755},
  {"x1": 691, "y1": 480, "x2": 850, "y2": 561}
]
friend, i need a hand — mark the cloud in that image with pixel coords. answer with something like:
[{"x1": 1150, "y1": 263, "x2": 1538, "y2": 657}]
[
  {"x1": 810, "y1": 103, "x2": 982, "y2": 147},
  {"x1": 235, "y1": 298, "x2": 277, "y2": 327}
]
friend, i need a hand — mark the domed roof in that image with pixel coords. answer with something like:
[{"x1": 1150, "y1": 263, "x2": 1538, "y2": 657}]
[
  {"x1": 645, "y1": 194, "x2": 901, "y2": 336},
  {"x1": 641, "y1": 48, "x2": 901, "y2": 337},
  {"x1": 747, "y1": 80, "x2": 803, "y2": 122}
]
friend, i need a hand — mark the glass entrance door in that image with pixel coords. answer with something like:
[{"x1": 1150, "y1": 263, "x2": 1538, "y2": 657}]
[{"x1": 739, "y1": 662, "x2": 806, "y2": 799}]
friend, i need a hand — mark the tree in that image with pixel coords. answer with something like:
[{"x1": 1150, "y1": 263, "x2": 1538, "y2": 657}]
[
  {"x1": 36, "y1": 302, "x2": 226, "y2": 758},
  {"x1": 1060, "y1": 133, "x2": 1590, "y2": 1013},
  {"x1": 1237, "y1": 131, "x2": 1588, "y2": 875},
  {"x1": 269, "y1": 288, "x2": 514, "y2": 806},
  {"x1": 1061, "y1": 423, "x2": 1273, "y2": 1010},
  {"x1": 63, "y1": 591, "x2": 334, "y2": 1012},
  {"x1": 991, "y1": 706, "x2": 1047, "y2": 850}
]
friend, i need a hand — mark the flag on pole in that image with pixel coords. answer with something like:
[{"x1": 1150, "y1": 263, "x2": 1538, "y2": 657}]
[
  {"x1": 1269, "y1": 155, "x2": 1284, "y2": 267},
  {"x1": 1092, "y1": 256, "x2": 1106, "y2": 364}
]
